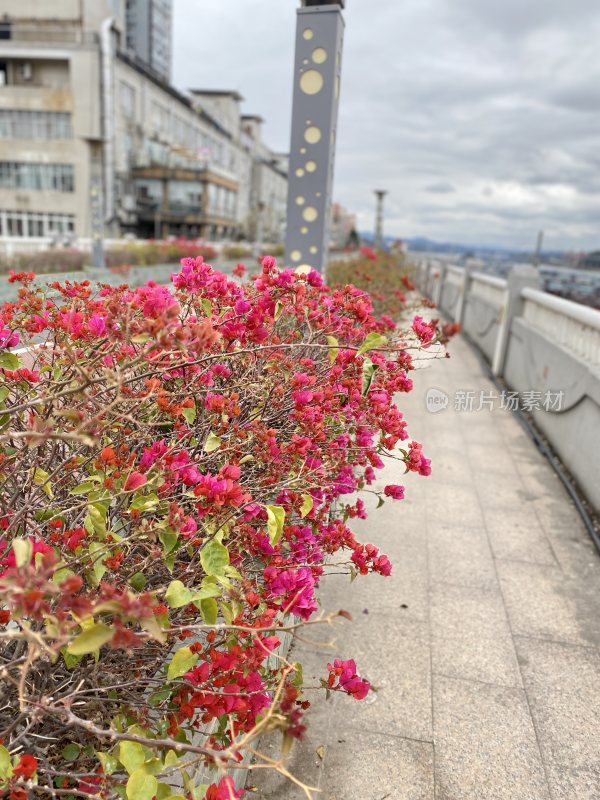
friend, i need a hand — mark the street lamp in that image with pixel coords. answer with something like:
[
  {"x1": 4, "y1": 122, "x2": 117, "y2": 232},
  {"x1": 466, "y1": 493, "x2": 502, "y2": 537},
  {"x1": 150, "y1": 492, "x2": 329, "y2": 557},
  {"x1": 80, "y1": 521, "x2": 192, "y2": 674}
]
[
  {"x1": 284, "y1": 0, "x2": 346, "y2": 273},
  {"x1": 374, "y1": 189, "x2": 387, "y2": 250}
]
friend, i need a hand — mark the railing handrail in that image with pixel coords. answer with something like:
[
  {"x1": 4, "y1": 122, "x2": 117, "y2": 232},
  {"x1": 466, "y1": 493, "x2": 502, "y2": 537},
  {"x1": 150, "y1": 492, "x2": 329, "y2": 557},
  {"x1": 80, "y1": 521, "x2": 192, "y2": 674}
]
[
  {"x1": 447, "y1": 265, "x2": 464, "y2": 277},
  {"x1": 521, "y1": 287, "x2": 600, "y2": 332},
  {"x1": 471, "y1": 271, "x2": 507, "y2": 291}
]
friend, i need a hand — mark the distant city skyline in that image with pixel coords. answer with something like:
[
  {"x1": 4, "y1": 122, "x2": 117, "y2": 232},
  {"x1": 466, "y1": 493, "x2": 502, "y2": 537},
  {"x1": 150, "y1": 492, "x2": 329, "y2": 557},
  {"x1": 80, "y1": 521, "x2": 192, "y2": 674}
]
[{"x1": 173, "y1": 0, "x2": 600, "y2": 252}]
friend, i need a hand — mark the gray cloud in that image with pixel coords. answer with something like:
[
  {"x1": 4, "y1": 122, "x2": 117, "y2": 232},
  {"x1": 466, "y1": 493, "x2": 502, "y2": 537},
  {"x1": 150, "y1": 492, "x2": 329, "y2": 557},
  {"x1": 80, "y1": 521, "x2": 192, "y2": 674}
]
[{"x1": 173, "y1": 0, "x2": 600, "y2": 250}]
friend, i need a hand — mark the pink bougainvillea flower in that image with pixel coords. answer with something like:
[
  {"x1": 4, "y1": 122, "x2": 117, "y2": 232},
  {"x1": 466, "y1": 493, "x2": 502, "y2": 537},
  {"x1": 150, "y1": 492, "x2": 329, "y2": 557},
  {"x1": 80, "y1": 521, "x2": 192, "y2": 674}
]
[
  {"x1": 123, "y1": 472, "x2": 148, "y2": 492},
  {"x1": 384, "y1": 484, "x2": 405, "y2": 500}
]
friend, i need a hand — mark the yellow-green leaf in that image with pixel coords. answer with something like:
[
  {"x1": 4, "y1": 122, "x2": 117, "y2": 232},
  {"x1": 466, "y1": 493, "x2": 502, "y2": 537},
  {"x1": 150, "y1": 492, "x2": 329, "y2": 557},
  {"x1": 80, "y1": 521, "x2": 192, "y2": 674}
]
[
  {"x1": 0, "y1": 745, "x2": 12, "y2": 779},
  {"x1": 12, "y1": 538, "x2": 32, "y2": 569},
  {"x1": 31, "y1": 466, "x2": 53, "y2": 498},
  {"x1": 167, "y1": 647, "x2": 198, "y2": 680},
  {"x1": 204, "y1": 431, "x2": 222, "y2": 453},
  {"x1": 200, "y1": 597, "x2": 218, "y2": 625},
  {"x1": 67, "y1": 623, "x2": 113, "y2": 656},
  {"x1": 0, "y1": 352, "x2": 20, "y2": 371},
  {"x1": 118, "y1": 741, "x2": 145, "y2": 775},
  {"x1": 357, "y1": 332, "x2": 388, "y2": 356},
  {"x1": 300, "y1": 494, "x2": 314, "y2": 518},
  {"x1": 200, "y1": 540, "x2": 229, "y2": 577},
  {"x1": 126, "y1": 768, "x2": 158, "y2": 800},
  {"x1": 182, "y1": 405, "x2": 196, "y2": 425},
  {"x1": 326, "y1": 335, "x2": 339, "y2": 363},
  {"x1": 165, "y1": 580, "x2": 194, "y2": 609},
  {"x1": 266, "y1": 505, "x2": 285, "y2": 545}
]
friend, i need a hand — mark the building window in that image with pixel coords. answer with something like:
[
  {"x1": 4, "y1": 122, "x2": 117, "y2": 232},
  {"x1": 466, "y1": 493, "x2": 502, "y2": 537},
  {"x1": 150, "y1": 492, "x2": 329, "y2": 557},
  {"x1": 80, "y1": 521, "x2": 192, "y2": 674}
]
[
  {"x1": 0, "y1": 210, "x2": 75, "y2": 237},
  {"x1": 0, "y1": 110, "x2": 72, "y2": 139},
  {"x1": 120, "y1": 81, "x2": 136, "y2": 119},
  {"x1": 0, "y1": 161, "x2": 74, "y2": 192}
]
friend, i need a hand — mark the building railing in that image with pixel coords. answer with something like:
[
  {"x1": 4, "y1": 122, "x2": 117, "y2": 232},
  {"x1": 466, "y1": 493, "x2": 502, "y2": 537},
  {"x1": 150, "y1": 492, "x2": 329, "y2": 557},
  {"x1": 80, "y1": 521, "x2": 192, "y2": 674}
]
[
  {"x1": 413, "y1": 253, "x2": 600, "y2": 513},
  {"x1": 521, "y1": 287, "x2": 600, "y2": 367},
  {"x1": 470, "y1": 271, "x2": 507, "y2": 306},
  {"x1": 0, "y1": 26, "x2": 98, "y2": 46}
]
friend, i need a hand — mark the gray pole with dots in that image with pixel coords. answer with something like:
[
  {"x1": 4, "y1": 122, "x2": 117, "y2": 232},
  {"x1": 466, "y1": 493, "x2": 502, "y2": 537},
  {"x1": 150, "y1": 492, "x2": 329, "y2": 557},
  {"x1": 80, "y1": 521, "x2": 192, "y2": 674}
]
[{"x1": 284, "y1": 0, "x2": 345, "y2": 274}]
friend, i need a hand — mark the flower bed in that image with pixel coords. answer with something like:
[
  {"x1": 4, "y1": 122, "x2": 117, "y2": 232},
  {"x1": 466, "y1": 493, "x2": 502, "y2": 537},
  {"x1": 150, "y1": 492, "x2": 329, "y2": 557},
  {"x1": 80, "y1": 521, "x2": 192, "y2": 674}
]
[
  {"x1": 0, "y1": 257, "x2": 444, "y2": 799},
  {"x1": 327, "y1": 247, "x2": 416, "y2": 318}
]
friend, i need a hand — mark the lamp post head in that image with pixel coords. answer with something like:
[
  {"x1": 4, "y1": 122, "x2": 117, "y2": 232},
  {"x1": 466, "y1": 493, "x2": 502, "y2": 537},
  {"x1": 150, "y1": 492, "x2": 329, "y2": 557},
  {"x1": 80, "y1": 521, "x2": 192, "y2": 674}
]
[
  {"x1": 375, "y1": 189, "x2": 388, "y2": 200},
  {"x1": 302, "y1": 0, "x2": 345, "y2": 7}
]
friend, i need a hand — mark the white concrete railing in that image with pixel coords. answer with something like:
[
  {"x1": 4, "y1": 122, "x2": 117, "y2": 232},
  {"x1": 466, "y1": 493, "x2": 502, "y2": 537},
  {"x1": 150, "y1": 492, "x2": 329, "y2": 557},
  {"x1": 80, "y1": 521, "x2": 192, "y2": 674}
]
[
  {"x1": 446, "y1": 265, "x2": 464, "y2": 288},
  {"x1": 470, "y1": 272, "x2": 507, "y2": 307},
  {"x1": 521, "y1": 287, "x2": 600, "y2": 368}
]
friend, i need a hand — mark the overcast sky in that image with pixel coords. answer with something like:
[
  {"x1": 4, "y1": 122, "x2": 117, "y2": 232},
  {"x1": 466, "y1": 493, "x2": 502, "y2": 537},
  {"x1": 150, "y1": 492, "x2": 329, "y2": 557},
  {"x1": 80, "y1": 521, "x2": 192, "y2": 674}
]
[{"x1": 173, "y1": 0, "x2": 600, "y2": 251}]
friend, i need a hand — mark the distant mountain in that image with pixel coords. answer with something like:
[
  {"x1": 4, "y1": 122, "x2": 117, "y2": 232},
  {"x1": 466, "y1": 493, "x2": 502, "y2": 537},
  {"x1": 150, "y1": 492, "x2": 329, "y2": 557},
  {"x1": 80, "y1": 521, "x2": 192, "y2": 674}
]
[{"x1": 359, "y1": 232, "x2": 565, "y2": 260}]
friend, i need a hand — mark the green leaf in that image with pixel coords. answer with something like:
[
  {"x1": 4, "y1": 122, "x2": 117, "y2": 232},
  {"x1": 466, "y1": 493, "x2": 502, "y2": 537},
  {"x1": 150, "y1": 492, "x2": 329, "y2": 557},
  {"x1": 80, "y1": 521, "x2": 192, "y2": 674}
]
[
  {"x1": 12, "y1": 538, "x2": 32, "y2": 569},
  {"x1": 357, "y1": 332, "x2": 388, "y2": 356},
  {"x1": 165, "y1": 580, "x2": 195, "y2": 609},
  {"x1": 126, "y1": 768, "x2": 158, "y2": 800},
  {"x1": 326, "y1": 334, "x2": 339, "y2": 363},
  {"x1": 85, "y1": 503, "x2": 107, "y2": 537},
  {"x1": 96, "y1": 751, "x2": 118, "y2": 776},
  {"x1": 167, "y1": 646, "x2": 198, "y2": 681},
  {"x1": 292, "y1": 661, "x2": 304, "y2": 688},
  {"x1": 201, "y1": 298, "x2": 213, "y2": 317},
  {"x1": 0, "y1": 386, "x2": 10, "y2": 404},
  {"x1": 61, "y1": 647, "x2": 82, "y2": 669},
  {"x1": 70, "y1": 482, "x2": 97, "y2": 496},
  {"x1": 0, "y1": 352, "x2": 20, "y2": 371},
  {"x1": 118, "y1": 741, "x2": 145, "y2": 775},
  {"x1": 200, "y1": 540, "x2": 229, "y2": 577},
  {"x1": 203, "y1": 431, "x2": 222, "y2": 453},
  {"x1": 159, "y1": 529, "x2": 179, "y2": 555},
  {"x1": 129, "y1": 572, "x2": 147, "y2": 591},
  {"x1": 62, "y1": 743, "x2": 81, "y2": 761},
  {"x1": 130, "y1": 493, "x2": 159, "y2": 512},
  {"x1": 192, "y1": 787, "x2": 210, "y2": 800},
  {"x1": 266, "y1": 505, "x2": 285, "y2": 545},
  {"x1": 0, "y1": 745, "x2": 12, "y2": 779},
  {"x1": 148, "y1": 686, "x2": 172, "y2": 707},
  {"x1": 88, "y1": 541, "x2": 108, "y2": 584},
  {"x1": 361, "y1": 358, "x2": 380, "y2": 396},
  {"x1": 31, "y1": 466, "x2": 53, "y2": 498},
  {"x1": 182, "y1": 405, "x2": 196, "y2": 425},
  {"x1": 67, "y1": 623, "x2": 113, "y2": 656},
  {"x1": 300, "y1": 494, "x2": 313, "y2": 518},
  {"x1": 274, "y1": 300, "x2": 284, "y2": 321},
  {"x1": 199, "y1": 597, "x2": 218, "y2": 625}
]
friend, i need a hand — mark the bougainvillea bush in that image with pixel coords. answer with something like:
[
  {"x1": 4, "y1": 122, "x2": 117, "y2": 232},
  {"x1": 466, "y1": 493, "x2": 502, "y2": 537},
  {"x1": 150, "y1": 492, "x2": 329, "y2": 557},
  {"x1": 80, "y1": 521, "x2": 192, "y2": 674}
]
[
  {"x1": 0, "y1": 256, "x2": 444, "y2": 799},
  {"x1": 327, "y1": 247, "x2": 416, "y2": 318}
]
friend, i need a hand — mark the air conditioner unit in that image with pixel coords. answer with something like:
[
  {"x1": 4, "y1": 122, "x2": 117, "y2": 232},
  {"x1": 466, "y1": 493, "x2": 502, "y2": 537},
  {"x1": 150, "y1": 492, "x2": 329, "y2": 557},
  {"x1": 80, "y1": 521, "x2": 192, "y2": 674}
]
[{"x1": 20, "y1": 62, "x2": 33, "y2": 81}]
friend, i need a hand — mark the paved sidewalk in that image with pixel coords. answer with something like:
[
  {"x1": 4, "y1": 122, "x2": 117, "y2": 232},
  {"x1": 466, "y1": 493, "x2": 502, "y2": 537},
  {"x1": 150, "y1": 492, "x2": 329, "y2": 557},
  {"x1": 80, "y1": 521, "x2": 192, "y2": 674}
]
[{"x1": 250, "y1": 334, "x2": 600, "y2": 800}]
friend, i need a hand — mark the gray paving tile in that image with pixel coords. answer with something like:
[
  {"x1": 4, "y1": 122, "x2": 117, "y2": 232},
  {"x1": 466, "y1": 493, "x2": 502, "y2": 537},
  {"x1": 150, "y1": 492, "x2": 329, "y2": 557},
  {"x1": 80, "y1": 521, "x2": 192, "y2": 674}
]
[
  {"x1": 483, "y1": 508, "x2": 558, "y2": 566},
  {"x1": 497, "y1": 559, "x2": 600, "y2": 646},
  {"x1": 427, "y1": 484, "x2": 485, "y2": 528},
  {"x1": 252, "y1": 721, "x2": 434, "y2": 800},
  {"x1": 515, "y1": 636, "x2": 600, "y2": 800},
  {"x1": 431, "y1": 583, "x2": 522, "y2": 687},
  {"x1": 433, "y1": 675, "x2": 550, "y2": 800},
  {"x1": 428, "y1": 524, "x2": 497, "y2": 590},
  {"x1": 292, "y1": 613, "x2": 433, "y2": 743}
]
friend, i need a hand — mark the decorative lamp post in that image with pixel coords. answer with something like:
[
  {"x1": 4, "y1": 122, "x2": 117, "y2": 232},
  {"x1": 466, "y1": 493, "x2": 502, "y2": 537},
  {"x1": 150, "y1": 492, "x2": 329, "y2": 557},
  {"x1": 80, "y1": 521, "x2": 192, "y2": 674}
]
[
  {"x1": 374, "y1": 189, "x2": 387, "y2": 250},
  {"x1": 284, "y1": 0, "x2": 346, "y2": 273}
]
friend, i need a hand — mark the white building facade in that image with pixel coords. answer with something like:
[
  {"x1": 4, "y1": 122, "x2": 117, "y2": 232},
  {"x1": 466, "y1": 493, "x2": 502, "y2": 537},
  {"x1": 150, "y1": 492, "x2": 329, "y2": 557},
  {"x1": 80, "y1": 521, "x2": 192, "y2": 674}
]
[{"x1": 0, "y1": 1, "x2": 287, "y2": 244}]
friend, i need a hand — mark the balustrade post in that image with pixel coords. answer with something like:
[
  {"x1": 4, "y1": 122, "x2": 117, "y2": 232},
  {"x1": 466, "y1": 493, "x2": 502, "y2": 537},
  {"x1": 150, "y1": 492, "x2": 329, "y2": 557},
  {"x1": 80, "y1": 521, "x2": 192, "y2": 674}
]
[{"x1": 491, "y1": 264, "x2": 539, "y2": 377}]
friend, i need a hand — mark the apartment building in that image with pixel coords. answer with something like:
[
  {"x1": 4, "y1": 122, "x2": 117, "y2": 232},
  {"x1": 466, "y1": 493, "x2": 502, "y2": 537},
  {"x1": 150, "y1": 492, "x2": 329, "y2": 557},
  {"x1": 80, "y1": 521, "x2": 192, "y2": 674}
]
[{"x1": 0, "y1": 0, "x2": 287, "y2": 243}]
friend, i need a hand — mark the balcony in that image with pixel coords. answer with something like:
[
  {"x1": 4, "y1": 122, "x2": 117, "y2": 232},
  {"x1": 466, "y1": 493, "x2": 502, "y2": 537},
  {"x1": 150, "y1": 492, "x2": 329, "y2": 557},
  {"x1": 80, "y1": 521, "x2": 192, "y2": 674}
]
[{"x1": 0, "y1": 26, "x2": 98, "y2": 47}]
